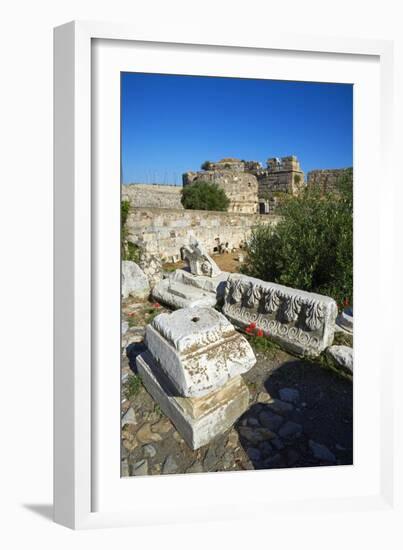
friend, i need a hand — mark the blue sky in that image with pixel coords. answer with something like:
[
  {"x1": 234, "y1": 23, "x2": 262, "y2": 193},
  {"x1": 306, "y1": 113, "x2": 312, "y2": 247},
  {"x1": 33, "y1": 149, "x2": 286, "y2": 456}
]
[{"x1": 121, "y1": 73, "x2": 353, "y2": 185}]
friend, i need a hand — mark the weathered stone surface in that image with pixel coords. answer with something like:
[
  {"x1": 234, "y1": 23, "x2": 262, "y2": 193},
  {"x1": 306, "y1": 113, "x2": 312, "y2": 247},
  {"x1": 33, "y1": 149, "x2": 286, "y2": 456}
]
[
  {"x1": 121, "y1": 407, "x2": 136, "y2": 426},
  {"x1": 181, "y1": 239, "x2": 221, "y2": 277},
  {"x1": 151, "y1": 268, "x2": 228, "y2": 310},
  {"x1": 122, "y1": 183, "x2": 183, "y2": 209},
  {"x1": 222, "y1": 273, "x2": 337, "y2": 357},
  {"x1": 136, "y1": 423, "x2": 163, "y2": 444},
  {"x1": 145, "y1": 307, "x2": 256, "y2": 398},
  {"x1": 183, "y1": 166, "x2": 259, "y2": 214},
  {"x1": 137, "y1": 352, "x2": 250, "y2": 450},
  {"x1": 162, "y1": 455, "x2": 179, "y2": 475},
  {"x1": 131, "y1": 459, "x2": 148, "y2": 476},
  {"x1": 278, "y1": 421, "x2": 303, "y2": 439},
  {"x1": 266, "y1": 398, "x2": 293, "y2": 415},
  {"x1": 336, "y1": 308, "x2": 353, "y2": 334},
  {"x1": 326, "y1": 345, "x2": 353, "y2": 373},
  {"x1": 121, "y1": 260, "x2": 150, "y2": 300},
  {"x1": 125, "y1": 206, "x2": 278, "y2": 262}
]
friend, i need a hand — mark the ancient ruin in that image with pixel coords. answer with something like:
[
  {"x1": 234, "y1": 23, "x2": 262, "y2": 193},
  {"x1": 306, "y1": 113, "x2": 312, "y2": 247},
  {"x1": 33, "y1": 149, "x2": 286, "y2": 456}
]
[
  {"x1": 182, "y1": 155, "x2": 305, "y2": 215},
  {"x1": 222, "y1": 273, "x2": 338, "y2": 357},
  {"x1": 183, "y1": 160, "x2": 259, "y2": 214},
  {"x1": 307, "y1": 167, "x2": 352, "y2": 193},
  {"x1": 137, "y1": 307, "x2": 256, "y2": 449},
  {"x1": 152, "y1": 239, "x2": 229, "y2": 309}
]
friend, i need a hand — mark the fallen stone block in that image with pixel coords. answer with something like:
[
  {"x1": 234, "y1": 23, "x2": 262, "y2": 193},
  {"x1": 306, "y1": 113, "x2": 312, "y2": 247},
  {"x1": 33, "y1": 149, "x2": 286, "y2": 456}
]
[
  {"x1": 152, "y1": 269, "x2": 228, "y2": 309},
  {"x1": 122, "y1": 260, "x2": 150, "y2": 300},
  {"x1": 222, "y1": 273, "x2": 337, "y2": 357},
  {"x1": 137, "y1": 352, "x2": 250, "y2": 450},
  {"x1": 326, "y1": 345, "x2": 353, "y2": 373},
  {"x1": 145, "y1": 306, "x2": 256, "y2": 398}
]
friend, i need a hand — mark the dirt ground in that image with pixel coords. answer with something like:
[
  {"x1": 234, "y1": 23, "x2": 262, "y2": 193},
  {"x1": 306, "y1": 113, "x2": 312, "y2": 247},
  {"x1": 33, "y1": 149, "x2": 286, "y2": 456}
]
[{"x1": 163, "y1": 250, "x2": 244, "y2": 274}]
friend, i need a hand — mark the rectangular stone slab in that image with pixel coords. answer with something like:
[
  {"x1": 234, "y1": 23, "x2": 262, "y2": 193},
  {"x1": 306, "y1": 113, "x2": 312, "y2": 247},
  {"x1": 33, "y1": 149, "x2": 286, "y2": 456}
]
[
  {"x1": 137, "y1": 351, "x2": 250, "y2": 450},
  {"x1": 222, "y1": 273, "x2": 337, "y2": 357}
]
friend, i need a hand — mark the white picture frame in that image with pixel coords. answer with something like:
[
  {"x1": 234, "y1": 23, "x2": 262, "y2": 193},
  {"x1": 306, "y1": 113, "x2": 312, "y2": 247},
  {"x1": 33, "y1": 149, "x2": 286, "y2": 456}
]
[{"x1": 54, "y1": 20, "x2": 398, "y2": 530}]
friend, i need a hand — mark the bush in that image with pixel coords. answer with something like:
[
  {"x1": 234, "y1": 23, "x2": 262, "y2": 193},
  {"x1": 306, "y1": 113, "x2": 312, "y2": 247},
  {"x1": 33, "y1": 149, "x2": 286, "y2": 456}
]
[
  {"x1": 242, "y1": 170, "x2": 353, "y2": 305},
  {"x1": 181, "y1": 181, "x2": 230, "y2": 211},
  {"x1": 201, "y1": 160, "x2": 212, "y2": 170},
  {"x1": 121, "y1": 199, "x2": 142, "y2": 262}
]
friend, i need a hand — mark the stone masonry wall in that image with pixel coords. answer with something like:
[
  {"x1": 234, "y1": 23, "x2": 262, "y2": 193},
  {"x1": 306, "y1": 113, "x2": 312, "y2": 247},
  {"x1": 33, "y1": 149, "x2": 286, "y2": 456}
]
[
  {"x1": 122, "y1": 184, "x2": 183, "y2": 209},
  {"x1": 307, "y1": 168, "x2": 352, "y2": 193},
  {"x1": 182, "y1": 171, "x2": 259, "y2": 214},
  {"x1": 126, "y1": 207, "x2": 279, "y2": 262}
]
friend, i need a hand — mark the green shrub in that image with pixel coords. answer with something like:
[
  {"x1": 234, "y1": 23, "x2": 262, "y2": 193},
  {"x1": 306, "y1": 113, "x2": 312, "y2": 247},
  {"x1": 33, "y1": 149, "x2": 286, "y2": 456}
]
[
  {"x1": 242, "y1": 170, "x2": 353, "y2": 305},
  {"x1": 124, "y1": 374, "x2": 142, "y2": 399},
  {"x1": 121, "y1": 199, "x2": 142, "y2": 262},
  {"x1": 181, "y1": 181, "x2": 230, "y2": 211}
]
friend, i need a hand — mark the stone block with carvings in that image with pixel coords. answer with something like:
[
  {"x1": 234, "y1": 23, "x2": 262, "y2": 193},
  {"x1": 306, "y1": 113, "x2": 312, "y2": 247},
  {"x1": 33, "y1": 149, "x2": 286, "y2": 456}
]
[{"x1": 222, "y1": 273, "x2": 337, "y2": 357}]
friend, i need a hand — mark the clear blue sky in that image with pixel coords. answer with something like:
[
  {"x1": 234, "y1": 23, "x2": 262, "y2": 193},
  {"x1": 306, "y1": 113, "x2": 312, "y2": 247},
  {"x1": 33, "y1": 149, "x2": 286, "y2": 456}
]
[{"x1": 121, "y1": 72, "x2": 353, "y2": 185}]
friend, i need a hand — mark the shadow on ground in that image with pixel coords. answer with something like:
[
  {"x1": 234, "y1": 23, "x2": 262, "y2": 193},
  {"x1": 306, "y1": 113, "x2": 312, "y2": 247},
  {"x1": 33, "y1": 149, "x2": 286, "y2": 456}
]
[{"x1": 236, "y1": 358, "x2": 353, "y2": 470}]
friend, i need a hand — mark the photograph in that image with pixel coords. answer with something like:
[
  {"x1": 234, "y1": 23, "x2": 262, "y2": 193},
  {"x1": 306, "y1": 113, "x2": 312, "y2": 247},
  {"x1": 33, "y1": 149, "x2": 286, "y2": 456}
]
[{"x1": 120, "y1": 72, "x2": 353, "y2": 477}]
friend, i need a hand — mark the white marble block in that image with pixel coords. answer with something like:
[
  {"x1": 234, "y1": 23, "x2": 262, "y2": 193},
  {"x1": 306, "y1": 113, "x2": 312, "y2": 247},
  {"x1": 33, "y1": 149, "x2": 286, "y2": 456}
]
[
  {"x1": 222, "y1": 273, "x2": 337, "y2": 357},
  {"x1": 145, "y1": 306, "x2": 256, "y2": 398},
  {"x1": 137, "y1": 351, "x2": 250, "y2": 450}
]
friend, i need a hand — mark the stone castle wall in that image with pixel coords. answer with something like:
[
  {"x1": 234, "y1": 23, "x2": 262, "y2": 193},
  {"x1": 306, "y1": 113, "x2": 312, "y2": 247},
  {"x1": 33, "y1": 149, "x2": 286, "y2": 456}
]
[
  {"x1": 182, "y1": 171, "x2": 259, "y2": 214},
  {"x1": 122, "y1": 184, "x2": 183, "y2": 209},
  {"x1": 307, "y1": 168, "x2": 352, "y2": 193},
  {"x1": 126, "y1": 207, "x2": 279, "y2": 262}
]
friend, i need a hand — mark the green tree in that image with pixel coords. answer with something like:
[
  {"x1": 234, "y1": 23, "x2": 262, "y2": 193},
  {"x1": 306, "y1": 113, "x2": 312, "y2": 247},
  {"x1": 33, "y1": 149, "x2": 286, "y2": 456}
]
[
  {"x1": 181, "y1": 181, "x2": 230, "y2": 212},
  {"x1": 242, "y1": 169, "x2": 353, "y2": 305}
]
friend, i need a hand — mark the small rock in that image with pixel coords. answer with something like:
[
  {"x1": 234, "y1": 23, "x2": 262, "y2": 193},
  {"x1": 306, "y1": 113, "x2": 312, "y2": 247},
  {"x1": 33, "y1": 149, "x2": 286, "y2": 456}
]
[
  {"x1": 227, "y1": 430, "x2": 240, "y2": 449},
  {"x1": 248, "y1": 417, "x2": 260, "y2": 427},
  {"x1": 278, "y1": 421, "x2": 303, "y2": 439},
  {"x1": 259, "y1": 410, "x2": 284, "y2": 431},
  {"x1": 151, "y1": 417, "x2": 172, "y2": 434},
  {"x1": 173, "y1": 430, "x2": 185, "y2": 443},
  {"x1": 279, "y1": 388, "x2": 300, "y2": 404},
  {"x1": 336, "y1": 309, "x2": 353, "y2": 334},
  {"x1": 131, "y1": 459, "x2": 148, "y2": 476},
  {"x1": 121, "y1": 460, "x2": 129, "y2": 476},
  {"x1": 121, "y1": 407, "x2": 137, "y2": 426},
  {"x1": 256, "y1": 391, "x2": 272, "y2": 404},
  {"x1": 246, "y1": 447, "x2": 261, "y2": 462},
  {"x1": 162, "y1": 455, "x2": 178, "y2": 474},
  {"x1": 122, "y1": 321, "x2": 129, "y2": 335},
  {"x1": 309, "y1": 440, "x2": 336, "y2": 462},
  {"x1": 204, "y1": 447, "x2": 218, "y2": 470},
  {"x1": 142, "y1": 444, "x2": 157, "y2": 458},
  {"x1": 238, "y1": 426, "x2": 276, "y2": 445},
  {"x1": 326, "y1": 345, "x2": 353, "y2": 373},
  {"x1": 266, "y1": 398, "x2": 293, "y2": 415},
  {"x1": 222, "y1": 450, "x2": 234, "y2": 469},
  {"x1": 186, "y1": 461, "x2": 204, "y2": 474},
  {"x1": 136, "y1": 423, "x2": 163, "y2": 444}
]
